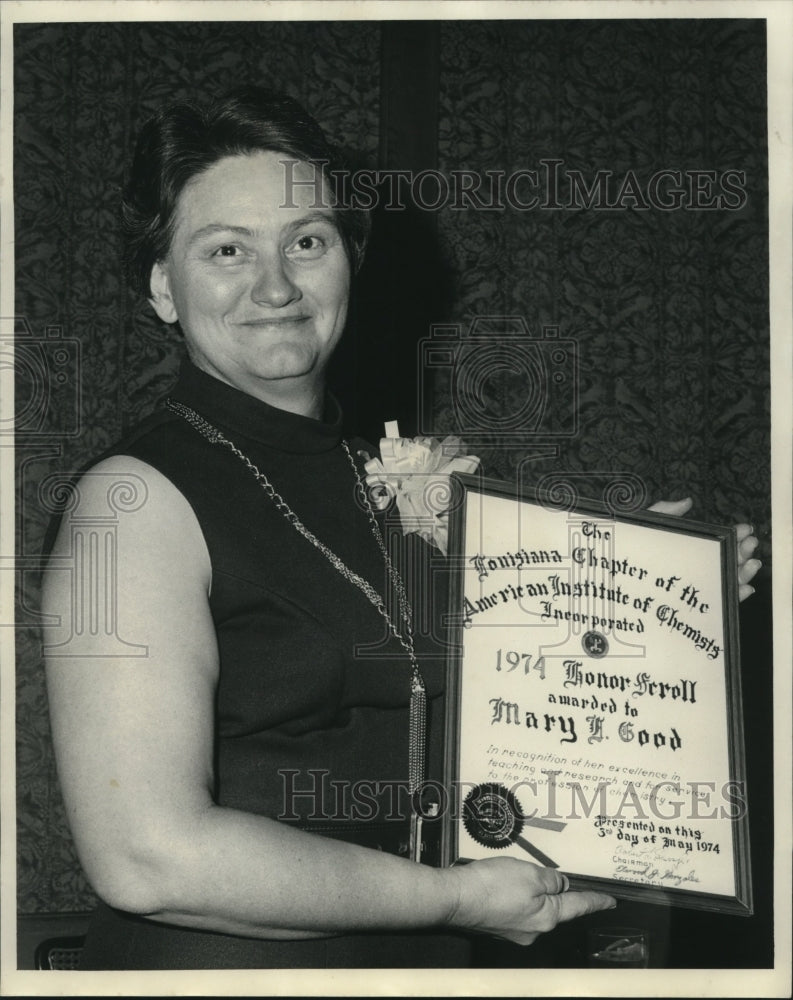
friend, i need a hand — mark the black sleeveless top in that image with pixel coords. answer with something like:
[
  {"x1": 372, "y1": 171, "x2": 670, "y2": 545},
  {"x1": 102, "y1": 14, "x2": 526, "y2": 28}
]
[{"x1": 77, "y1": 361, "x2": 470, "y2": 969}]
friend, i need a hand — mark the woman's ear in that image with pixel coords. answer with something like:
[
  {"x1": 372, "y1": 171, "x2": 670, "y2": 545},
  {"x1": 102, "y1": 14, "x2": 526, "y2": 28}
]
[{"x1": 149, "y1": 262, "x2": 178, "y2": 324}]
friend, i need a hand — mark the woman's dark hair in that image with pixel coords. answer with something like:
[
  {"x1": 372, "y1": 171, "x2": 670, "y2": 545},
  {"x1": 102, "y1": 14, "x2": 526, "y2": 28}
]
[{"x1": 123, "y1": 86, "x2": 370, "y2": 297}]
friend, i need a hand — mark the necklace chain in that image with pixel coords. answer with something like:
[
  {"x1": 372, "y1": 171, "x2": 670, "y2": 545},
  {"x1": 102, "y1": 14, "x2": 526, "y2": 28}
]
[{"x1": 165, "y1": 397, "x2": 427, "y2": 858}]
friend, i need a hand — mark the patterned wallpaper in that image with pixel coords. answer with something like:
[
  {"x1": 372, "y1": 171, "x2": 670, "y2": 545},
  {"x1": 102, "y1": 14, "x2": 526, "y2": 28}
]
[
  {"x1": 15, "y1": 18, "x2": 769, "y2": 919},
  {"x1": 433, "y1": 19, "x2": 769, "y2": 533}
]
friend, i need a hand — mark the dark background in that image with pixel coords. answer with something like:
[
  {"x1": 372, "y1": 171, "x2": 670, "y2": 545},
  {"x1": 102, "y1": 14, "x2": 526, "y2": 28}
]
[{"x1": 14, "y1": 18, "x2": 772, "y2": 969}]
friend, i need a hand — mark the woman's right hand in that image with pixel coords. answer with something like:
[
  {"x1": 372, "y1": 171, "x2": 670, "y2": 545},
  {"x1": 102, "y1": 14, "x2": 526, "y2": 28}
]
[{"x1": 445, "y1": 857, "x2": 616, "y2": 945}]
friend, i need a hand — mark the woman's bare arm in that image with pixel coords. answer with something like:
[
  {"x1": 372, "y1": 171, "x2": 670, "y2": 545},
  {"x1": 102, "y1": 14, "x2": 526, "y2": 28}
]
[{"x1": 43, "y1": 455, "x2": 614, "y2": 945}]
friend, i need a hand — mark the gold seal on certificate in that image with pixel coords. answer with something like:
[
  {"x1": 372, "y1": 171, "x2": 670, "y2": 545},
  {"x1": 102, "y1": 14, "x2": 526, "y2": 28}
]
[{"x1": 440, "y1": 474, "x2": 752, "y2": 915}]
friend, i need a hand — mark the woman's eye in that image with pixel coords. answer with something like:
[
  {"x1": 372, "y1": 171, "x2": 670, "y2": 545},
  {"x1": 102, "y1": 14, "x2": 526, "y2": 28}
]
[
  {"x1": 288, "y1": 234, "x2": 328, "y2": 258},
  {"x1": 208, "y1": 243, "x2": 255, "y2": 264}
]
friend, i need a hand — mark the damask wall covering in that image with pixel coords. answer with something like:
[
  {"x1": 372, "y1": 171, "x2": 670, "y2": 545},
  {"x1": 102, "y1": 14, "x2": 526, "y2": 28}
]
[
  {"x1": 433, "y1": 18, "x2": 769, "y2": 524},
  {"x1": 15, "y1": 17, "x2": 771, "y2": 964}
]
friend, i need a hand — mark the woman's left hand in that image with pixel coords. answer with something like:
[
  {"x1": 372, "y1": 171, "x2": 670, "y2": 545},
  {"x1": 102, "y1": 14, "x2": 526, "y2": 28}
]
[
  {"x1": 648, "y1": 497, "x2": 762, "y2": 601},
  {"x1": 734, "y1": 522, "x2": 762, "y2": 600}
]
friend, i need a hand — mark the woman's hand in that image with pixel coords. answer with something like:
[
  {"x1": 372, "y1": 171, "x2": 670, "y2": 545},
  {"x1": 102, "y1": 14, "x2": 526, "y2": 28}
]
[
  {"x1": 648, "y1": 497, "x2": 761, "y2": 601},
  {"x1": 735, "y1": 522, "x2": 761, "y2": 600},
  {"x1": 445, "y1": 857, "x2": 615, "y2": 946}
]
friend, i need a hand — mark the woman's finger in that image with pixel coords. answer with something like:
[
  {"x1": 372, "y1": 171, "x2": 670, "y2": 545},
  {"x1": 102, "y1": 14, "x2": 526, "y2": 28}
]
[
  {"x1": 737, "y1": 535, "x2": 760, "y2": 564},
  {"x1": 553, "y1": 890, "x2": 617, "y2": 925},
  {"x1": 735, "y1": 523, "x2": 754, "y2": 544},
  {"x1": 648, "y1": 497, "x2": 693, "y2": 517},
  {"x1": 532, "y1": 865, "x2": 570, "y2": 896},
  {"x1": 738, "y1": 558, "x2": 762, "y2": 585}
]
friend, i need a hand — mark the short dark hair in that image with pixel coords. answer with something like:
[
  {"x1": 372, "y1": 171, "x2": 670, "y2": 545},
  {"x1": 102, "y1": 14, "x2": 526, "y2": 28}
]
[{"x1": 122, "y1": 86, "x2": 370, "y2": 297}]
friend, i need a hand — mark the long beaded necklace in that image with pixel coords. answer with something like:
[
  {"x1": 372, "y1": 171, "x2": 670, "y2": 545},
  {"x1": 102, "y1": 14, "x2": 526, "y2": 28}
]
[{"x1": 165, "y1": 397, "x2": 427, "y2": 863}]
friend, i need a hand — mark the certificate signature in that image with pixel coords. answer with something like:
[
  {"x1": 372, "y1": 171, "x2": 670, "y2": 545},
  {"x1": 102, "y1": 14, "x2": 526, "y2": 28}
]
[{"x1": 611, "y1": 847, "x2": 701, "y2": 887}]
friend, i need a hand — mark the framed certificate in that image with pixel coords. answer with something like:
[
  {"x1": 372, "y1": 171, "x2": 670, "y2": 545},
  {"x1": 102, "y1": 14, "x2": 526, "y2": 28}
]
[{"x1": 440, "y1": 473, "x2": 752, "y2": 915}]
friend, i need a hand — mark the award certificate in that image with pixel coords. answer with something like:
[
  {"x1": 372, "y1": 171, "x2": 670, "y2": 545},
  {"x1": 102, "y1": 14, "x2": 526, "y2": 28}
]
[{"x1": 441, "y1": 475, "x2": 752, "y2": 914}]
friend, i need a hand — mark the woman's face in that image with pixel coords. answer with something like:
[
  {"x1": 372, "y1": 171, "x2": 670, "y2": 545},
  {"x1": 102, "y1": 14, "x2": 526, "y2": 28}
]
[{"x1": 149, "y1": 151, "x2": 351, "y2": 409}]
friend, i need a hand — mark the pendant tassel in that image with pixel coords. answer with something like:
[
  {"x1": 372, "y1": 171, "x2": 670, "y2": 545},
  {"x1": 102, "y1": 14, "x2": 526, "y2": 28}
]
[{"x1": 408, "y1": 668, "x2": 427, "y2": 863}]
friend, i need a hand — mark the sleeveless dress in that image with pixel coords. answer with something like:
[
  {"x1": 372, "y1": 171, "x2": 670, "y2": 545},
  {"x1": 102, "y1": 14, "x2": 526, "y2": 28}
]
[{"x1": 77, "y1": 360, "x2": 471, "y2": 969}]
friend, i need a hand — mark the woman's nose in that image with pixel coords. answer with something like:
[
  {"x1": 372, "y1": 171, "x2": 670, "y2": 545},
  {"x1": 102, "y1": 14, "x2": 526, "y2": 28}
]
[{"x1": 250, "y1": 253, "x2": 300, "y2": 307}]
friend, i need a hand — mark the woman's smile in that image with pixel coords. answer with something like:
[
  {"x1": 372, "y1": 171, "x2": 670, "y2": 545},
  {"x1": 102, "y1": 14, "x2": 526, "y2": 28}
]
[{"x1": 236, "y1": 314, "x2": 312, "y2": 327}]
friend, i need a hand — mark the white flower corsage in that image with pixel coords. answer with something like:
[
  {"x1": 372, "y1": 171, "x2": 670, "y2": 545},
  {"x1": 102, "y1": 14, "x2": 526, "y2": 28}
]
[{"x1": 363, "y1": 421, "x2": 480, "y2": 555}]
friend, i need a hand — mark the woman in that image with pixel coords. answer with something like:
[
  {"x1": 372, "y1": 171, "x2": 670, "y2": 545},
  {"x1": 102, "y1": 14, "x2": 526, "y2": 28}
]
[{"x1": 42, "y1": 87, "x2": 760, "y2": 970}]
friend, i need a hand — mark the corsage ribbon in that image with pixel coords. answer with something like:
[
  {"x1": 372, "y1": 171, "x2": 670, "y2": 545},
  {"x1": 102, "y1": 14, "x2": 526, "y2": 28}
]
[{"x1": 363, "y1": 421, "x2": 480, "y2": 555}]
